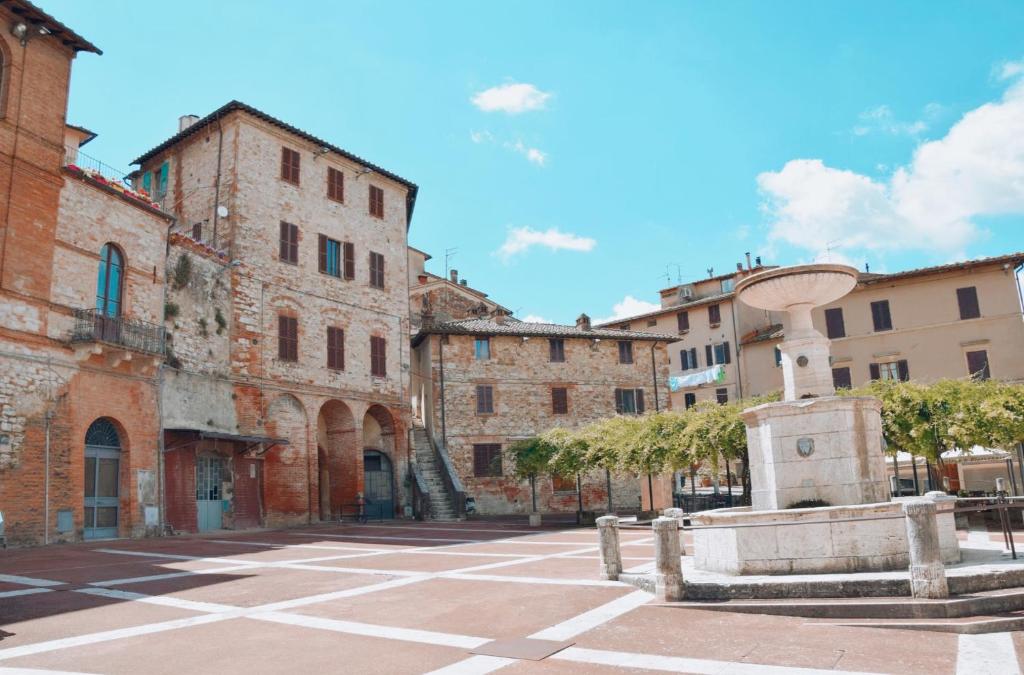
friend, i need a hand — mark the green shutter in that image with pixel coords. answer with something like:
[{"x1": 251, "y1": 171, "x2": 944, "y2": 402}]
[
  {"x1": 158, "y1": 162, "x2": 169, "y2": 194},
  {"x1": 142, "y1": 171, "x2": 152, "y2": 194}
]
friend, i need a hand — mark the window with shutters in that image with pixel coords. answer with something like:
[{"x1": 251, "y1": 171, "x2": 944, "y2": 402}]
[
  {"x1": 191, "y1": 222, "x2": 202, "y2": 241},
  {"x1": 870, "y1": 300, "x2": 893, "y2": 332},
  {"x1": 618, "y1": 341, "x2": 634, "y2": 364},
  {"x1": 706, "y1": 341, "x2": 731, "y2": 366},
  {"x1": 370, "y1": 335, "x2": 386, "y2": 377},
  {"x1": 871, "y1": 360, "x2": 908, "y2": 382},
  {"x1": 824, "y1": 307, "x2": 846, "y2": 339},
  {"x1": 677, "y1": 311, "x2": 690, "y2": 333},
  {"x1": 473, "y1": 444, "x2": 502, "y2": 477},
  {"x1": 343, "y1": 241, "x2": 355, "y2": 280},
  {"x1": 774, "y1": 346, "x2": 782, "y2": 367},
  {"x1": 957, "y1": 287, "x2": 980, "y2": 320},
  {"x1": 715, "y1": 388, "x2": 728, "y2": 404},
  {"x1": 369, "y1": 251, "x2": 385, "y2": 289},
  {"x1": 614, "y1": 388, "x2": 644, "y2": 415},
  {"x1": 551, "y1": 387, "x2": 568, "y2": 415},
  {"x1": 327, "y1": 167, "x2": 344, "y2": 202},
  {"x1": 476, "y1": 385, "x2": 494, "y2": 414},
  {"x1": 326, "y1": 326, "x2": 344, "y2": 370},
  {"x1": 832, "y1": 366, "x2": 852, "y2": 390},
  {"x1": 277, "y1": 315, "x2": 298, "y2": 362},
  {"x1": 684, "y1": 393, "x2": 696, "y2": 409},
  {"x1": 721, "y1": 278, "x2": 735, "y2": 293},
  {"x1": 279, "y1": 222, "x2": 299, "y2": 264},
  {"x1": 474, "y1": 337, "x2": 490, "y2": 361},
  {"x1": 966, "y1": 350, "x2": 990, "y2": 380},
  {"x1": 680, "y1": 347, "x2": 698, "y2": 370},
  {"x1": 549, "y1": 338, "x2": 565, "y2": 362},
  {"x1": 708, "y1": 304, "x2": 721, "y2": 326},
  {"x1": 281, "y1": 147, "x2": 300, "y2": 185},
  {"x1": 318, "y1": 235, "x2": 341, "y2": 277},
  {"x1": 369, "y1": 185, "x2": 384, "y2": 218}
]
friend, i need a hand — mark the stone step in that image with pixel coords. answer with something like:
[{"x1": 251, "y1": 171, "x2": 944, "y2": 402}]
[{"x1": 815, "y1": 612, "x2": 1024, "y2": 634}]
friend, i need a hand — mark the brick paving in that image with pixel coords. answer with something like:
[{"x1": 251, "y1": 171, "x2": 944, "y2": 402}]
[{"x1": 0, "y1": 521, "x2": 1017, "y2": 674}]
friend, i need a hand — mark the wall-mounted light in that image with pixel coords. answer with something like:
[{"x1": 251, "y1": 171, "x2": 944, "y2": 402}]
[{"x1": 10, "y1": 21, "x2": 28, "y2": 45}]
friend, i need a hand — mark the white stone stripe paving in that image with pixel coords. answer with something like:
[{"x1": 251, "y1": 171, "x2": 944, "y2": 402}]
[
  {"x1": 956, "y1": 633, "x2": 1021, "y2": 675},
  {"x1": 0, "y1": 589, "x2": 52, "y2": 600},
  {"x1": 75, "y1": 587, "x2": 241, "y2": 615},
  {"x1": 252, "y1": 611, "x2": 491, "y2": 649},
  {"x1": 549, "y1": 647, "x2": 887, "y2": 675},
  {"x1": 0, "y1": 575, "x2": 64, "y2": 588},
  {"x1": 206, "y1": 539, "x2": 530, "y2": 558},
  {"x1": 439, "y1": 573, "x2": 622, "y2": 588}
]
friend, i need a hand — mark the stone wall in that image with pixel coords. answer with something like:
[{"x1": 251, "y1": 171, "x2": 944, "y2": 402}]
[{"x1": 418, "y1": 332, "x2": 671, "y2": 515}]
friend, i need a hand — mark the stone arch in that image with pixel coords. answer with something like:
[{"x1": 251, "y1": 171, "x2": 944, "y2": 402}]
[
  {"x1": 362, "y1": 405, "x2": 401, "y2": 519},
  {"x1": 264, "y1": 393, "x2": 309, "y2": 526},
  {"x1": 317, "y1": 399, "x2": 357, "y2": 519},
  {"x1": 363, "y1": 404, "x2": 396, "y2": 457}
]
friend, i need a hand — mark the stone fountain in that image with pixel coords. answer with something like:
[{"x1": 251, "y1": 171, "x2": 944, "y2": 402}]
[{"x1": 691, "y1": 264, "x2": 959, "y2": 575}]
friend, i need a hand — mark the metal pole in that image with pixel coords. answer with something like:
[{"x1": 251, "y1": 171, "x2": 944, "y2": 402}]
[
  {"x1": 690, "y1": 466, "x2": 696, "y2": 497},
  {"x1": 530, "y1": 474, "x2": 537, "y2": 513},
  {"x1": 438, "y1": 336, "x2": 447, "y2": 448},
  {"x1": 726, "y1": 460, "x2": 733, "y2": 505},
  {"x1": 647, "y1": 473, "x2": 655, "y2": 512},
  {"x1": 576, "y1": 473, "x2": 583, "y2": 516},
  {"x1": 1007, "y1": 458, "x2": 1019, "y2": 496}
]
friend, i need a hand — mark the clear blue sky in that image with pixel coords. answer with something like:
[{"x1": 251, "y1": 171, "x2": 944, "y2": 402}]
[{"x1": 50, "y1": 1, "x2": 1024, "y2": 324}]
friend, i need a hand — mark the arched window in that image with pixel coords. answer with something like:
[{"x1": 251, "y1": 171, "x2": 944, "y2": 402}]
[
  {"x1": 95, "y1": 244, "x2": 124, "y2": 317},
  {"x1": 84, "y1": 418, "x2": 122, "y2": 539}
]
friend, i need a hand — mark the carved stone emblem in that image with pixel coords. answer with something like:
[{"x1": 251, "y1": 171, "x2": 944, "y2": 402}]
[{"x1": 796, "y1": 437, "x2": 815, "y2": 457}]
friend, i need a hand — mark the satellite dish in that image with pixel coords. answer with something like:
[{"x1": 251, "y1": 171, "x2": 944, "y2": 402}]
[{"x1": 216, "y1": 205, "x2": 229, "y2": 218}]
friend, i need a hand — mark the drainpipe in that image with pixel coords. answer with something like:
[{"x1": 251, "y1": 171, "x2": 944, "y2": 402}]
[
  {"x1": 438, "y1": 335, "x2": 447, "y2": 448},
  {"x1": 649, "y1": 342, "x2": 661, "y2": 412},
  {"x1": 158, "y1": 217, "x2": 177, "y2": 535},
  {"x1": 43, "y1": 408, "x2": 51, "y2": 545},
  {"x1": 730, "y1": 301, "x2": 744, "y2": 400},
  {"x1": 212, "y1": 116, "x2": 224, "y2": 248}
]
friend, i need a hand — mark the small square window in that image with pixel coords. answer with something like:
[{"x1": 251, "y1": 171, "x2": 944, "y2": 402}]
[
  {"x1": 476, "y1": 385, "x2": 494, "y2": 414},
  {"x1": 474, "y1": 338, "x2": 490, "y2": 361},
  {"x1": 618, "y1": 341, "x2": 634, "y2": 364},
  {"x1": 549, "y1": 339, "x2": 565, "y2": 363},
  {"x1": 473, "y1": 444, "x2": 502, "y2": 477},
  {"x1": 551, "y1": 387, "x2": 568, "y2": 415}
]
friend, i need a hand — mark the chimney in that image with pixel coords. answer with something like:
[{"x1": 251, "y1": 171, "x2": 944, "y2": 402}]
[
  {"x1": 745, "y1": 252, "x2": 752, "y2": 270},
  {"x1": 179, "y1": 114, "x2": 200, "y2": 132},
  {"x1": 736, "y1": 262, "x2": 743, "y2": 272},
  {"x1": 417, "y1": 273, "x2": 428, "y2": 285},
  {"x1": 460, "y1": 279, "x2": 468, "y2": 286},
  {"x1": 576, "y1": 313, "x2": 591, "y2": 330},
  {"x1": 449, "y1": 269, "x2": 458, "y2": 283},
  {"x1": 865, "y1": 262, "x2": 870, "y2": 273},
  {"x1": 755, "y1": 255, "x2": 762, "y2": 267}
]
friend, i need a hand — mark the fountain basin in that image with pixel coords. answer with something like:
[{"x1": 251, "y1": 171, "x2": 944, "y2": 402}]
[
  {"x1": 692, "y1": 495, "x2": 959, "y2": 575},
  {"x1": 734, "y1": 263, "x2": 859, "y2": 313}
]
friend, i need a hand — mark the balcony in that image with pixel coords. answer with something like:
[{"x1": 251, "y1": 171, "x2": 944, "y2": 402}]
[
  {"x1": 70, "y1": 308, "x2": 166, "y2": 369},
  {"x1": 63, "y1": 146, "x2": 164, "y2": 211}
]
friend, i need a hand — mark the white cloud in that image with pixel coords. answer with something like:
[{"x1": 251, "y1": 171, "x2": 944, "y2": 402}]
[
  {"x1": 521, "y1": 314, "x2": 553, "y2": 324},
  {"x1": 997, "y1": 59, "x2": 1024, "y2": 81},
  {"x1": 759, "y1": 73, "x2": 1024, "y2": 259},
  {"x1": 471, "y1": 83, "x2": 551, "y2": 114},
  {"x1": 851, "y1": 104, "x2": 933, "y2": 137},
  {"x1": 594, "y1": 296, "x2": 661, "y2": 325},
  {"x1": 470, "y1": 130, "x2": 493, "y2": 144},
  {"x1": 504, "y1": 139, "x2": 547, "y2": 166},
  {"x1": 496, "y1": 227, "x2": 596, "y2": 260}
]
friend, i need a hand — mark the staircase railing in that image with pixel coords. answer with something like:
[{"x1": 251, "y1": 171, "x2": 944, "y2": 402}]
[
  {"x1": 432, "y1": 434, "x2": 466, "y2": 520},
  {"x1": 410, "y1": 463, "x2": 432, "y2": 521}
]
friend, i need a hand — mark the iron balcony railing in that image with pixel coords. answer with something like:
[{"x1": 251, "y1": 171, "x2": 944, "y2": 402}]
[{"x1": 70, "y1": 308, "x2": 166, "y2": 356}]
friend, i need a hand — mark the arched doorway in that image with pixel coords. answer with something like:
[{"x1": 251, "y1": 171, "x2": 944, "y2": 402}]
[
  {"x1": 363, "y1": 450, "x2": 394, "y2": 519},
  {"x1": 317, "y1": 400, "x2": 356, "y2": 521},
  {"x1": 84, "y1": 418, "x2": 122, "y2": 540},
  {"x1": 363, "y1": 405, "x2": 397, "y2": 519}
]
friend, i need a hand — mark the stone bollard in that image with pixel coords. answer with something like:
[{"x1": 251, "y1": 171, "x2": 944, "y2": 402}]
[
  {"x1": 653, "y1": 517, "x2": 684, "y2": 601},
  {"x1": 902, "y1": 500, "x2": 949, "y2": 599},
  {"x1": 596, "y1": 515, "x2": 623, "y2": 580},
  {"x1": 663, "y1": 507, "x2": 687, "y2": 555}
]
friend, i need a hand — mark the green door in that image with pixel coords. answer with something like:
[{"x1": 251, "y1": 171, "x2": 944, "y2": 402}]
[
  {"x1": 84, "y1": 419, "x2": 121, "y2": 540},
  {"x1": 196, "y1": 456, "x2": 225, "y2": 531}
]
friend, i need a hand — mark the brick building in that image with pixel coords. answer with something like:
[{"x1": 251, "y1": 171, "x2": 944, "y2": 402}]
[
  {"x1": 132, "y1": 101, "x2": 419, "y2": 530},
  {"x1": 0, "y1": 1, "x2": 171, "y2": 546},
  {"x1": 411, "y1": 313, "x2": 671, "y2": 516}
]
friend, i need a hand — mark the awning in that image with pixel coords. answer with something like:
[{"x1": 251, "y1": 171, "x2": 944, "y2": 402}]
[{"x1": 164, "y1": 428, "x2": 289, "y2": 454}]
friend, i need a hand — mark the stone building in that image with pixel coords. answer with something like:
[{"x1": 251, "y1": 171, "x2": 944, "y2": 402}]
[
  {"x1": 131, "y1": 101, "x2": 419, "y2": 530},
  {"x1": 605, "y1": 252, "x2": 1024, "y2": 410},
  {"x1": 411, "y1": 314, "x2": 672, "y2": 515},
  {"x1": 0, "y1": 1, "x2": 171, "y2": 546},
  {"x1": 407, "y1": 247, "x2": 511, "y2": 328}
]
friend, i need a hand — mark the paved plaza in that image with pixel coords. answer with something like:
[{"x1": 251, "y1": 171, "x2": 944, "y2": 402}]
[{"x1": 0, "y1": 521, "x2": 1020, "y2": 674}]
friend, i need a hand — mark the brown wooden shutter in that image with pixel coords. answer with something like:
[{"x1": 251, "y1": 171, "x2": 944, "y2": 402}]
[
  {"x1": 327, "y1": 167, "x2": 344, "y2": 202},
  {"x1": 869, "y1": 363, "x2": 881, "y2": 380},
  {"x1": 966, "y1": 350, "x2": 990, "y2": 380},
  {"x1": 897, "y1": 359, "x2": 910, "y2": 382},
  {"x1": 832, "y1": 367, "x2": 852, "y2": 390},
  {"x1": 825, "y1": 308, "x2": 845, "y2": 338},
  {"x1": 279, "y1": 222, "x2": 289, "y2": 261},
  {"x1": 723, "y1": 342, "x2": 731, "y2": 364},
  {"x1": 957, "y1": 287, "x2": 980, "y2": 320},
  {"x1": 281, "y1": 147, "x2": 300, "y2": 184},
  {"x1": 370, "y1": 336, "x2": 386, "y2": 377},
  {"x1": 327, "y1": 327, "x2": 344, "y2": 370},
  {"x1": 689, "y1": 348, "x2": 697, "y2": 369},
  {"x1": 614, "y1": 388, "x2": 624, "y2": 414},
  {"x1": 708, "y1": 304, "x2": 721, "y2": 325},
  {"x1": 871, "y1": 300, "x2": 892, "y2": 331},
  {"x1": 552, "y1": 387, "x2": 568, "y2": 414},
  {"x1": 318, "y1": 234, "x2": 327, "y2": 273},
  {"x1": 278, "y1": 315, "x2": 297, "y2": 361},
  {"x1": 705, "y1": 344, "x2": 713, "y2": 366},
  {"x1": 677, "y1": 311, "x2": 689, "y2": 332},
  {"x1": 635, "y1": 388, "x2": 645, "y2": 413},
  {"x1": 278, "y1": 315, "x2": 288, "y2": 360},
  {"x1": 343, "y1": 242, "x2": 355, "y2": 280}
]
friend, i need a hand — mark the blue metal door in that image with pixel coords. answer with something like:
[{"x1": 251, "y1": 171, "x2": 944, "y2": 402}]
[
  {"x1": 196, "y1": 456, "x2": 225, "y2": 531},
  {"x1": 84, "y1": 419, "x2": 121, "y2": 540},
  {"x1": 363, "y1": 450, "x2": 394, "y2": 519}
]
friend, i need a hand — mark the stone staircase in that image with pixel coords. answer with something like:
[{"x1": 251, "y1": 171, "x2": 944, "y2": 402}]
[{"x1": 411, "y1": 425, "x2": 460, "y2": 521}]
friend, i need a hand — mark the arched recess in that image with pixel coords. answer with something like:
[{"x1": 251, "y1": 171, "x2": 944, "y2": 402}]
[
  {"x1": 84, "y1": 417, "x2": 126, "y2": 539},
  {"x1": 264, "y1": 394, "x2": 308, "y2": 525},
  {"x1": 363, "y1": 405, "x2": 397, "y2": 519},
  {"x1": 316, "y1": 399, "x2": 356, "y2": 519}
]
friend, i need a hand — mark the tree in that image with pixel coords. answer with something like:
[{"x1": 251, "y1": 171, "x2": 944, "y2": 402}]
[{"x1": 508, "y1": 436, "x2": 559, "y2": 513}]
